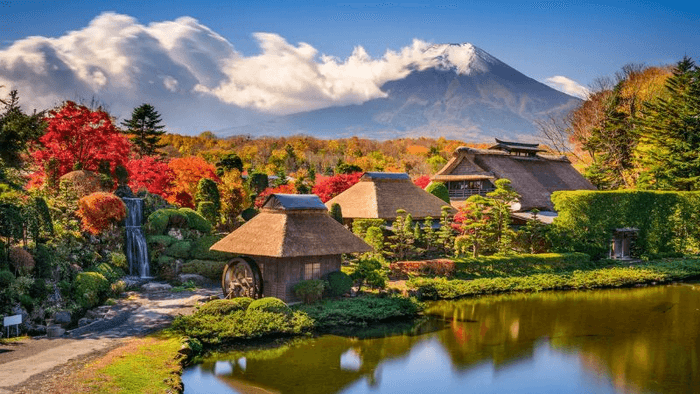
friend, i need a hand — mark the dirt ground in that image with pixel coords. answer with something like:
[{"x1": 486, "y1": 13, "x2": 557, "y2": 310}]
[{"x1": 0, "y1": 286, "x2": 219, "y2": 394}]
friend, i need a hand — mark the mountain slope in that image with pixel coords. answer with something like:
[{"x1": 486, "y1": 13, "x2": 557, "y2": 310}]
[{"x1": 220, "y1": 44, "x2": 581, "y2": 141}]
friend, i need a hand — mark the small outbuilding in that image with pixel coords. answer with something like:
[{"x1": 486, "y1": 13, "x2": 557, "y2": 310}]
[
  {"x1": 210, "y1": 194, "x2": 372, "y2": 302},
  {"x1": 325, "y1": 172, "x2": 456, "y2": 225}
]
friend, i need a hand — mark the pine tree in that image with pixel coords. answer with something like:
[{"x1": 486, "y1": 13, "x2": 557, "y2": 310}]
[
  {"x1": 638, "y1": 57, "x2": 700, "y2": 190},
  {"x1": 486, "y1": 179, "x2": 520, "y2": 253},
  {"x1": 121, "y1": 104, "x2": 166, "y2": 157}
]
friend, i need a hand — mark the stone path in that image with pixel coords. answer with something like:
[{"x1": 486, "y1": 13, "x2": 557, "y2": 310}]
[{"x1": 0, "y1": 284, "x2": 220, "y2": 394}]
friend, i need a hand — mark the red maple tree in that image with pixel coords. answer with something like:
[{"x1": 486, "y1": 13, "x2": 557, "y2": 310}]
[
  {"x1": 413, "y1": 175, "x2": 431, "y2": 189},
  {"x1": 312, "y1": 172, "x2": 362, "y2": 202},
  {"x1": 31, "y1": 101, "x2": 132, "y2": 181},
  {"x1": 126, "y1": 156, "x2": 174, "y2": 198},
  {"x1": 254, "y1": 183, "x2": 296, "y2": 208}
]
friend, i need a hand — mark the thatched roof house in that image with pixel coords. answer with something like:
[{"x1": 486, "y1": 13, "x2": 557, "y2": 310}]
[
  {"x1": 432, "y1": 140, "x2": 595, "y2": 211},
  {"x1": 325, "y1": 172, "x2": 455, "y2": 222},
  {"x1": 210, "y1": 194, "x2": 371, "y2": 302}
]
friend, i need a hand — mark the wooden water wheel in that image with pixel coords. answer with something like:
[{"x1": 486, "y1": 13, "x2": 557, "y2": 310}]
[{"x1": 221, "y1": 257, "x2": 263, "y2": 299}]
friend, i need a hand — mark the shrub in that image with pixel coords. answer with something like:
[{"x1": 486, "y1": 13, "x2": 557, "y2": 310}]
[
  {"x1": 58, "y1": 170, "x2": 104, "y2": 198},
  {"x1": 181, "y1": 260, "x2": 227, "y2": 281},
  {"x1": 32, "y1": 243, "x2": 53, "y2": 279},
  {"x1": 248, "y1": 172, "x2": 269, "y2": 194},
  {"x1": 110, "y1": 252, "x2": 128, "y2": 270},
  {"x1": 76, "y1": 192, "x2": 127, "y2": 235},
  {"x1": 195, "y1": 178, "x2": 221, "y2": 213},
  {"x1": 165, "y1": 241, "x2": 192, "y2": 259},
  {"x1": 111, "y1": 280, "x2": 126, "y2": 296},
  {"x1": 390, "y1": 259, "x2": 456, "y2": 279},
  {"x1": 9, "y1": 246, "x2": 35, "y2": 275},
  {"x1": 352, "y1": 219, "x2": 385, "y2": 239},
  {"x1": 178, "y1": 208, "x2": 212, "y2": 234},
  {"x1": 197, "y1": 298, "x2": 253, "y2": 316},
  {"x1": 247, "y1": 297, "x2": 292, "y2": 315},
  {"x1": 146, "y1": 235, "x2": 177, "y2": 248},
  {"x1": 294, "y1": 296, "x2": 424, "y2": 329},
  {"x1": 0, "y1": 270, "x2": 15, "y2": 287},
  {"x1": 325, "y1": 271, "x2": 353, "y2": 297},
  {"x1": 146, "y1": 209, "x2": 179, "y2": 235},
  {"x1": 29, "y1": 278, "x2": 50, "y2": 301},
  {"x1": 240, "y1": 207, "x2": 258, "y2": 221},
  {"x1": 189, "y1": 235, "x2": 228, "y2": 261},
  {"x1": 293, "y1": 279, "x2": 326, "y2": 303},
  {"x1": 425, "y1": 182, "x2": 450, "y2": 203},
  {"x1": 95, "y1": 263, "x2": 121, "y2": 282},
  {"x1": 74, "y1": 271, "x2": 109, "y2": 309},
  {"x1": 351, "y1": 256, "x2": 388, "y2": 291},
  {"x1": 329, "y1": 203, "x2": 343, "y2": 224},
  {"x1": 197, "y1": 201, "x2": 218, "y2": 225}
]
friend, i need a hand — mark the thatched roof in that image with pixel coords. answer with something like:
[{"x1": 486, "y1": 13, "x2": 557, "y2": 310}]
[
  {"x1": 210, "y1": 194, "x2": 372, "y2": 257},
  {"x1": 325, "y1": 172, "x2": 455, "y2": 220},
  {"x1": 433, "y1": 146, "x2": 596, "y2": 211}
]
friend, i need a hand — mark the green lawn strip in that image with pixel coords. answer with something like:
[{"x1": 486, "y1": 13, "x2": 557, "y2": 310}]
[{"x1": 409, "y1": 258, "x2": 700, "y2": 300}]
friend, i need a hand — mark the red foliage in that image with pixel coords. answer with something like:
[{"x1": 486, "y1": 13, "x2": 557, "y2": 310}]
[
  {"x1": 254, "y1": 184, "x2": 296, "y2": 208},
  {"x1": 31, "y1": 101, "x2": 131, "y2": 183},
  {"x1": 389, "y1": 259, "x2": 456, "y2": 279},
  {"x1": 312, "y1": 172, "x2": 362, "y2": 203},
  {"x1": 126, "y1": 156, "x2": 174, "y2": 198},
  {"x1": 166, "y1": 156, "x2": 220, "y2": 208},
  {"x1": 76, "y1": 192, "x2": 127, "y2": 235},
  {"x1": 413, "y1": 175, "x2": 431, "y2": 189}
]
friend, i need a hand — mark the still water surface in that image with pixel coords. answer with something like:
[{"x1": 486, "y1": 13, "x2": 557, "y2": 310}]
[{"x1": 183, "y1": 282, "x2": 700, "y2": 393}]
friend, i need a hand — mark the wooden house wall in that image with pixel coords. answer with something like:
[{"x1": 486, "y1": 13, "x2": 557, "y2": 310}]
[{"x1": 254, "y1": 255, "x2": 341, "y2": 302}]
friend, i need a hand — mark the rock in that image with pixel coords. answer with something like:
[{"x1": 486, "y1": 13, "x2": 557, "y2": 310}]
[
  {"x1": 85, "y1": 309, "x2": 101, "y2": 319},
  {"x1": 178, "y1": 274, "x2": 210, "y2": 287},
  {"x1": 54, "y1": 311, "x2": 72, "y2": 325},
  {"x1": 168, "y1": 228, "x2": 184, "y2": 241},
  {"x1": 29, "y1": 325, "x2": 47, "y2": 336},
  {"x1": 46, "y1": 326, "x2": 65, "y2": 338},
  {"x1": 141, "y1": 282, "x2": 173, "y2": 292},
  {"x1": 78, "y1": 318, "x2": 92, "y2": 327}
]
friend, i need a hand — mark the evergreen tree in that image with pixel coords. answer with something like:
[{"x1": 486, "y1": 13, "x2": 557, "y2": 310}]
[
  {"x1": 454, "y1": 195, "x2": 496, "y2": 258},
  {"x1": 486, "y1": 179, "x2": 520, "y2": 253},
  {"x1": 216, "y1": 153, "x2": 243, "y2": 177},
  {"x1": 121, "y1": 103, "x2": 166, "y2": 157},
  {"x1": 0, "y1": 90, "x2": 46, "y2": 172},
  {"x1": 638, "y1": 57, "x2": 700, "y2": 190}
]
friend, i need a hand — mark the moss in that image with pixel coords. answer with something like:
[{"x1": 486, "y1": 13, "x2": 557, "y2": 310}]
[
  {"x1": 146, "y1": 235, "x2": 177, "y2": 248},
  {"x1": 247, "y1": 297, "x2": 292, "y2": 315},
  {"x1": 181, "y1": 259, "x2": 227, "y2": 281},
  {"x1": 189, "y1": 235, "x2": 228, "y2": 261},
  {"x1": 164, "y1": 241, "x2": 192, "y2": 259},
  {"x1": 178, "y1": 208, "x2": 212, "y2": 234}
]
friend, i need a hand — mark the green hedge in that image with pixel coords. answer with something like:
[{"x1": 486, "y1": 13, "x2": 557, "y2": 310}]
[
  {"x1": 197, "y1": 298, "x2": 253, "y2": 315},
  {"x1": 293, "y1": 296, "x2": 423, "y2": 329},
  {"x1": 410, "y1": 258, "x2": 700, "y2": 300},
  {"x1": 181, "y1": 259, "x2": 227, "y2": 281},
  {"x1": 551, "y1": 190, "x2": 700, "y2": 259},
  {"x1": 454, "y1": 252, "x2": 594, "y2": 279}
]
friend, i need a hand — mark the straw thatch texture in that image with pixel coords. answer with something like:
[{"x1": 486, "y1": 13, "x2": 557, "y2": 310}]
[
  {"x1": 210, "y1": 194, "x2": 372, "y2": 257},
  {"x1": 433, "y1": 147, "x2": 595, "y2": 211},
  {"x1": 325, "y1": 172, "x2": 455, "y2": 220}
]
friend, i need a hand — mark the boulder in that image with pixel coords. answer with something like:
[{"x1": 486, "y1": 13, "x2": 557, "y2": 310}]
[
  {"x1": 46, "y1": 325, "x2": 65, "y2": 338},
  {"x1": 78, "y1": 318, "x2": 92, "y2": 327},
  {"x1": 54, "y1": 311, "x2": 72, "y2": 326},
  {"x1": 178, "y1": 274, "x2": 210, "y2": 287},
  {"x1": 141, "y1": 282, "x2": 173, "y2": 292}
]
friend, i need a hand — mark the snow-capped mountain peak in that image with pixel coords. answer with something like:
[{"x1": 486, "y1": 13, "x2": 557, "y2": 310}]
[{"x1": 420, "y1": 43, "x2": 499, "y2": 75}]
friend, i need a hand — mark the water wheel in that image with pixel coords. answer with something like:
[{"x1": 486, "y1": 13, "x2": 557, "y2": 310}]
[{"x1": 221, "y1": 257, "x2": 263, "y2": 299}]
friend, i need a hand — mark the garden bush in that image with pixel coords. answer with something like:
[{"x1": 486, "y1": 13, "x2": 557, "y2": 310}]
[
  {"x1": 95, "y1": 262, "x2": 122, "y2": 282},
  {"x1": 425, "y1": 182, "x2": 450, "y2": 203},
  {"x1": 181, "y1": 260, "x2": 227, "y2": 281},
  {"x1": 293, "y1": 279, "x2": 326, "y2": 303},
  {"x1": 178, "y1": 208, "x2": 212, "y2": 234},
  {"x1": 247, "y1": 297, "x2": 292, "y2": 315},
  {"x1": 453, "y1": 252, "x2": 593, "y2": 279},
  {"x1": 110, "y1": 252, "x2": 128, "y2": 271},
  {"x1": 146, "y1": 235, "x2": 177, "y2": 248},
  {"x1": 9, "y1": 246, "x2": 35, "y2": 276},
  {"x1": 390, "y1": 259, "x2": 456, "y2": 279},
  {"x1": 189, "y1": 235, "x2": 228, "y2": 261},
  {"x1": 76, "y1": 192, "x2": 127, "y2": 235},
  {"x1": 74, "y1": 271, "x2": 110, "y2": 309},
  {"x1": 0, "y1": 270, "x2": 15, "y2": 287},
  {"x1": 165, "y1": 241, "x2": 192, "y2": 259},
  {"x1": 293, "y1": 296, "x2": 423, "y2": 329},
  {"x1": 325, "y1": 271, "x2": 353, "y2": 297},
  {"x1": 146, "y1": 209, "x2": 180, "y2": 235},
  {"x1": 197, "y1": 298, "x2": 253, "y2": 316},
  {"x1": 197, "y1": 201, "x2": 218, "y2": 225}
]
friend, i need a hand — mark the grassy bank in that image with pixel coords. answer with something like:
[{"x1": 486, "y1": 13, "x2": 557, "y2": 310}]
[
  {"x1": 46, "y1": 333, "x2": 183, "y2": 394},
  {"x1": 409, "y1": 257, "x2": 700, "y2": 300}
]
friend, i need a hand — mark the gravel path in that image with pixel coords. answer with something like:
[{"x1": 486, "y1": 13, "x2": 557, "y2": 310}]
[{"x1": 0, "y1": 285, "x2": 219, "y2": 394}]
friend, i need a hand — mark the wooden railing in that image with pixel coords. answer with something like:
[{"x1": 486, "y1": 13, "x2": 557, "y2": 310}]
[{"x1": 448, "y1": 188, "x2": 494, "y2": 199}]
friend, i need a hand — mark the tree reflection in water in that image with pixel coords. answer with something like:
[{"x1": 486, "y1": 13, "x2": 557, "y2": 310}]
[{"x1": 183, "y1": 282, "x2": 700, "y2": 394}]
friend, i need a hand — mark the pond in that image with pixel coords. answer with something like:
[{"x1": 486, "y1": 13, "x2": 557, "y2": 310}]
[{"x1": 182, "y1": 282, "x2": 700, "y2": 394}]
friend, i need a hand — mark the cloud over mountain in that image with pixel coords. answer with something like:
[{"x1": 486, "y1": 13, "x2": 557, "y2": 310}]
[{"x1": 543, "y1": 76, "x2": 590, "y2": 99}]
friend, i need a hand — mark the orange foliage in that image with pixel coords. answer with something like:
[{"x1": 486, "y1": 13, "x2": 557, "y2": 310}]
[
  {"x1": 167, "y1": 156, "x2": 220, "y2": 208},
  {"x1": 254, "y1": 184, "x2": 296, "y2": 208},
  {"x1": 76, "y1": 192, "x2": 127, "y2": 235}
]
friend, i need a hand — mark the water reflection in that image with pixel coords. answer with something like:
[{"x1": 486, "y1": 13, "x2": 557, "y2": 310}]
[{"x1": 183, "y1": 282, "x2": 700, "y2": 394}]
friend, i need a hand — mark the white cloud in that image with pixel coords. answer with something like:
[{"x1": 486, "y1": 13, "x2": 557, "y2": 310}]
[
  {"x1": 543, "y1": 76, "x2": 590, "y2": 99},
  {"x1": 0, "y1": 12, "x2": 503, "y2": 132}
]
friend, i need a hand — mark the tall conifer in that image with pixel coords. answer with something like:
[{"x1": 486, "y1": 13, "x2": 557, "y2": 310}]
[{"x1": 121, "y1": 104, "x2": 166, "y2": 157}]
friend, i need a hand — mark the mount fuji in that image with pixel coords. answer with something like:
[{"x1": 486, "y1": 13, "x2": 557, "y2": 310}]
[{"x1": 219, "y1": 43, "x2": 582, "y2": 142}]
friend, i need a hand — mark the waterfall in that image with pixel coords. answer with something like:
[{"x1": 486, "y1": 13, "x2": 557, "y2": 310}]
[{"x1": 123, "y1": 197, "x2": 151, "y2": 278}]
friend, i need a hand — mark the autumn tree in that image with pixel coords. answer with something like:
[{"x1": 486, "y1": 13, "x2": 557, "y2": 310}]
[
  {"x1": 31, "y1": 101, "x2": 131, "y2": 182},
  {"x1": 126, "y1": 156, "x2": 174, "y2": 198},
  {"x1": 312, "y1": 172, "x2": 362, "y2": 203},
  {"x1": 167, "y1": 156, "x2": 219, "y2": 208},
  {"x1": 121, "y1": 104, "x2": 166, "y2": 157}
]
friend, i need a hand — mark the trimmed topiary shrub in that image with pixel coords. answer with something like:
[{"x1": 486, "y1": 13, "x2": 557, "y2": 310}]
[
  {"x1": 74, "y1": 271, "x2": 109, "y2": 309},
  {"x1": 0, "y1": 270, "x2": 15, "y2": 288},
  {"x1": 165, "y1": 241, "x2": 192, "y2": 259},
  {"x1": 146, "y1": 209, "x2": 179, "y2": 235},
  {"x1": 197, "y1": 298, "x2": 253, "y2": 316},
  {"x1": 247, "y1": 297, "x2": 291, "y2": 315},
  {"x1": 329, "y1": 203, "x2": 343, "y2": 224},
  {"x1": 197, "y1": 201, "x2": 218, "y2": 226},
  {"x1": 181, "y1": 260, "x2": 227, "y2": 281},
  {"x1": 146, "y1": 235, "x2": 177, "y2": 248},
  {"x1": 190, "y1": 235, "x2": 228, "y2": 261},
  {"x1": 325, "y1": 271, "x2": 353, "y2": 297},
  {"x1": 425, "y1": 181, "x2": 450, "y2": 204},
  {"x1": 76, "y1": 192, "x2": 127, "y2": 235},
  {"x1": 293, "y1": 279, "x2": 325, "y2": 303},
  {"x1": 240, "y1": 207, "x2": 258, "y2": 221},
  {"x1": 178, "y1": 208, "x2": 212, "y2": 234}
]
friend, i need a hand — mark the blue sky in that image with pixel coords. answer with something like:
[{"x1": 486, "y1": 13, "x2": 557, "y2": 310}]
[{"x1": 1, "y1": 1, "x2": 698, "y2": 133}]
